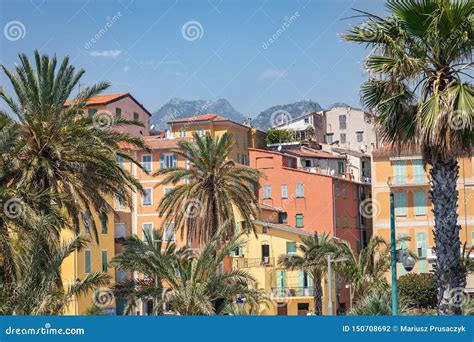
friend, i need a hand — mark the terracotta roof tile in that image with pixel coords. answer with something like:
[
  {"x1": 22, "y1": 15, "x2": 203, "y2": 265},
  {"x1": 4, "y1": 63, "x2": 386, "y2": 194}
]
[
  {"x1": 168, "y1": 114, "x2": 227, "y2": 124},
  {"x1": 64, "y1": 93, "x2": 128, "y2": 106}
]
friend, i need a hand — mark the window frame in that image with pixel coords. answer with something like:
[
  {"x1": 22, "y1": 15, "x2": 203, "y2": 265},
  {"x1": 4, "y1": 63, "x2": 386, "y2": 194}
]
[{"x1": 142, "y1": 188, "x2": 153, "y2": 206}]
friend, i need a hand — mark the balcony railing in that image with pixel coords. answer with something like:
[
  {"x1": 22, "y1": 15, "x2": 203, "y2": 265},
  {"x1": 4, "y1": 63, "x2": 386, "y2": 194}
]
[
  {"x1": 233, "y1": 257, "x2": 275, "y2": 268},
  {"x1": 271, "y1": 287, "x2": 314, "y2": 297},
  {"x1": 388, "y1": 175, "x2": 428, "y2": 186}
]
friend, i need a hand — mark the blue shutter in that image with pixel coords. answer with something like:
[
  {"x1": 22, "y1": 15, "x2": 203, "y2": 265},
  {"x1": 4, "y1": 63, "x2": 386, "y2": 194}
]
[
  {"x1": 394, "y1": 161, "x2": 406, "y2": 185},
  {"x1": 413, "y1": 160, "x2": 424, "y2": 183},
  {"x1": 159, "y1": 154, "x2": 164, "y2": 169},
  {"x1": 415, "y1": 191, "x2": 426, "y2": 215},
  {"x1": 85, "y1": 250, "x2": 91, "y2": 273},
  {"x1": 172, "y1": 154, "x2": 177, "y2": 167},
  {"x1": 395, "y1": 192, "x2": 407, "y2": 216}
]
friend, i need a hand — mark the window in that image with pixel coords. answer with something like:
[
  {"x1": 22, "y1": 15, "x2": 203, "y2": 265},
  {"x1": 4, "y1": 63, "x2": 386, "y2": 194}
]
[
  {"x1": 101, "y1": 251, "x2": 108, "y2": 272},
  {"x1": 160, "y1": 153, "x2": 177, "y2": 169},
  {"x1": 85, "y1": 250, "x2": 91, "y2": 273},
  {"x1": 415, "y1": 191, "x2": 426, "y2": 215},
  {"x1": 142, "y1": 154, "x2": 152, "y2": 172},
  {"x1": 88, "y1": 108, "x2": 97, "y2": 117},
  {"x1": 236, "y1": 221, "x2": 241, "y2": 233},
  {"x1": 163, "y1": 223, "x2": 175, "y2": 242},
  {"x1": 142, "y1": 188, "x2": 152, "y2": 206},
  {"x1": 395, "y1": 192, "x2": 407, "y2": 216},
  {"x1": 237, "y1": 153, "x2": 240, "y2": 163},
  {"x1": 163, "y1": 187, "x2": 173, "y2": 195},
  {"x1": 343, "y1": 215, "x2": 348, "y2": 227},
  {"x1": 115, "y1": 194, "x2": 124, "y2": 211},
  {"x1": 278, "y1": 212, "x2": 288, "y2": 224},
  {"x1": 115, "y1": 107, "x2": 122, "y2": 116},
  {"x1": 356, "y1": 131, "x2": 364, "y2": 142},
  {"x1": 296, "y1": 184, "x2": 305, "y2": 198},
  {"x1": 304, "y1": 117, "x2": 310, "y2": 124},
  {"x1": 340, "y1": 133, "x2": 346, "y2": 144},
  {"x1": 338, "y1": 161, "x2": 345, "y2": 174},
  {"x1": 197, "y1": 129, "x2": 204, "y2": 137},
  {"x1": 179, "y1": 129, "x2": 186, "y2": 137},
  {"x1": 335, "y1": 183, "x2": 339, "y2": 196},
  {"x1": 281, "y1": 184, "x2": 288, "y2": 198},
  {"x1": 413, "y1": 160, "x2": 424, "y2": 183},
  {"x1": 235, "y1": 135, "x2": 240, "y2": 147},
  {"x1": 416, "y1": 232, "x2": 427, "y2": 258},
  {"x1": 397, "y1": 233, "x2": 409, "y2": 249},
  {"x1": 142, "y1": 223, "x2": 153, "y2": 241},
  {"x1": 263, "y1": 185, "x2": 272, "y2": 199},
  {"x1": 394, "y1": 160, "x2": 406, "y2": 185},
  {"x1": 296, "y1": 214, "x2": 304, "y2": 228},
  {"x1": 100, "y1": 213, "x2": 107, "y2": 234},
  {"x1": 339, "y1": 115, "x2": 346, "y2": 129},
  {"x1": 342, "y1": 187, "x2": 347, "y2": 198},
  {"x1": 116, "y1": 155, "x2": 124, "y2": 166},
  {"x1": 242, "y1": 154, "x2": 248, "y2": 165},
  {"x1": 286, "y1": 241, "x2": 297, "y2": 254},
  {"x1": 353, "y1": 188, "x2": 358, "y2": 200},
  {"x1": 326, "y1": 134, "x2": 333, "y2": 144},
  {"x1": 336, "y1": 215, "x2": 341, "y2": 227},
  {"x1": 133, "y1": 112, "x2": 139, "y2": 121}
]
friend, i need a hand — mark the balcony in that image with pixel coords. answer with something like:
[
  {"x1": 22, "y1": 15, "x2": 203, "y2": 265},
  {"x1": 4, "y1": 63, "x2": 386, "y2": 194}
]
[
  {"x1": 233, "y1": 257, "x2": 275, "y2": 268},
  {"x1": 388, "y1": 175, "x2": 428, "y2": 187},
  {"x1": 271, "y1": 287, "x2": 314, "y2": 297}
]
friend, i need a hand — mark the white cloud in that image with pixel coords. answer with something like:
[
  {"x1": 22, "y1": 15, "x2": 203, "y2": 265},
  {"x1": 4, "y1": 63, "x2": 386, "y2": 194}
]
[
  {"x1": 259, "y1": 68, "x2": 288, "y2": 81},
  {"x1": 88, "y1": 50, "x2": 122, "y2": 58}
]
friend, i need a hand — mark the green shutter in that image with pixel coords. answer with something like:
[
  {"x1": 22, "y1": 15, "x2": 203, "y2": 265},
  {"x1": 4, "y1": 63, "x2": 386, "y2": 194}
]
[
  {"x1": 85, "y1": 250, "x2": 91, "y2": 273},
  {"x1": 296, "y1": 214, "x2": 304, "y2": 228},
  {"x1": 394, "y1": 161, "x2": 406, "y2": 184},
  {"x1": 413, "y1": 160, "x2": 424, "y2": 183},
  {"x1": 472, "y1": 231, "x2": 474, "y2": 247},
  {"x1": 418, "y1": 259, "x2": 428, "y2": 273},
  {"x1": 298, "y1": 271, "x2": 304, "y2": 296},
  {"x1": 414, "y1": 191, "x2": 426, "y2": 215},
  {"x1": 416, "y1": 232, "x2": 427, "y2": 258},
  {"x1": 236, "y1": 221, "x2": 241, "y2": 233},
  {"x1": 286, "y1": 241, "x2": 296, "y2": 254},
  {"x1": 101, "y1": 251, "x2": 108, "y2": 272},
  {"x1": 395, "y1": 192, "x2": 407, "y2": 216}
]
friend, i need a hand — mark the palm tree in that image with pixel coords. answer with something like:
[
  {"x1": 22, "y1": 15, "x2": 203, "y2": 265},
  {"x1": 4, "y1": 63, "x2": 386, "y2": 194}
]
[
  {"x1": 349, "y1": 290, "x2": 408, "y2": 316},
  {"x1": 336, "y1": 237, "x2": 391, "y2": 302},
  {"x1": 0, "y1": 226, "x2": 109, "y2": 315},
  {"x1": 0, "y1": 50, "x2": 146, "y2": 242},
  {"x1": 155, "y1": 132, "x2": 260, "y2": 243},
  {"x1": 162, "y1": 234, "x2": 267, "y2": 315},
  {"x1": 111, "y1": 229, "x2": 182, "y2": 315},
  {"x1": 278, "y1": 233, "x2": 339, "y2": 315},
  {"x1": 342, "y1": 0, "x2": 473, "y2": 315}
]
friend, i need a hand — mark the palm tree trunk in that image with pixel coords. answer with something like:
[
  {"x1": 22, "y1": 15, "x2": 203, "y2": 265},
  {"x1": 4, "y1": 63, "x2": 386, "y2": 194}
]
[
  {"x1": 312, "y1": 272, "x2": 323, "y2": 315},
  {"x1": 0, "y1": 217, "x2": 16, "y2": 299},
  {"x1": 430, "y1": 157, "x2": 464, "y2": 315}
]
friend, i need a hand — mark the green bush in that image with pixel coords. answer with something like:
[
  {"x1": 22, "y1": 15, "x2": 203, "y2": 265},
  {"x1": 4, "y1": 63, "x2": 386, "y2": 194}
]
[
  {"x1": 398, "y1": 273, "x2": 437, "y2": 309},
  {"x1": 265, "y1": 129, "x2": 296, "y2": 145}
]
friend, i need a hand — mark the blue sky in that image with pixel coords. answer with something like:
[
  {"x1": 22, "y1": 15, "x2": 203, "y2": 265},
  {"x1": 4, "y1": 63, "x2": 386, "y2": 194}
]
[{"x1": 0, "y1": 0, "x2": 387, "y2": 116}]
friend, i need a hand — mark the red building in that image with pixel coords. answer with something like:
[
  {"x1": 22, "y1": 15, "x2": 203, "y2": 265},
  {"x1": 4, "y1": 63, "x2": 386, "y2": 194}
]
[{"x1": 249, "y1": 147, "x2": 372, "y2": 313}]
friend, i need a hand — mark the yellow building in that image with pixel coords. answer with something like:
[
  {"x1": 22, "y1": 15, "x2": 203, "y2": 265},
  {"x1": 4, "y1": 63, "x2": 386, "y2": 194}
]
[
  {"x1": 232, "y1": 205, "x2": 334, "y2": 315},
  {"x1": 61, "y1": 211, "x2": 116, "y2": 315},
  {"x1": 371, "y1": 148, "x2": 474, "y2": 290},
  {"x1": 168, "y1": 114, "x2": 266, "y2": 165}
]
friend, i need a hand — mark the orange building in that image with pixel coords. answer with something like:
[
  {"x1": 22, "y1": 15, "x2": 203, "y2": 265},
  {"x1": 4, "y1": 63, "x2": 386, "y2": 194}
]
[
  {"x1": 249, "y1": 147, "x2": 372, "y2": 313},
  {"x1": 371, "y1": 148, "x2": 474, "y2": 291}
]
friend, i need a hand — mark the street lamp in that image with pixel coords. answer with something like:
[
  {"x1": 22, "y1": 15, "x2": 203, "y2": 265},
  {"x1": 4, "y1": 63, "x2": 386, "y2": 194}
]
[
  {"x1": 327, "y1": 255, "x2": 348, "y2": 315},
  {"x1": 387, "y1": 178, "x2": 398, "y2": 315}
]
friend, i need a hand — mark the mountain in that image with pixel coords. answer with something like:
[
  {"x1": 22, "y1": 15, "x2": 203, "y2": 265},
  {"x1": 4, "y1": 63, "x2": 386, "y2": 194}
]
[
  {"x1": 151, "y1": 98, "x2": 246, "y2": 130},
  {"x1": 252, "y1": 100, "x2": 323, "y2": 131}
]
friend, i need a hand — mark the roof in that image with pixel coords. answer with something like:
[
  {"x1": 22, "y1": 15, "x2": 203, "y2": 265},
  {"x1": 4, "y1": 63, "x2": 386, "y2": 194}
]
[
  {"x1": 118, "y1": 137, "x2": 190, "y2": 150},
  {"x1": 372, "y1": 144, "x2": 422, "y2": 158},
  {"x1": 331, "y1": 147, "x2": 370, "y2": 158},
  {"x1": 258, "y1": 203, "x2": 282, "y2": 212},
  {"x1": 168, "y1": 114, "x2": 226, "y2": 123},
  {"x1": 167, "y1": 114, "x2": 251, "y2": 130},
  {"x1": 64, "y1": 93, "x2": 152, "y2": 116},
  {"x1": 284, "y1": 147, "x2": 344, "y2": 160},
  {"x1": 253, "y1": 220, "x2": 312, "y2": 237}
]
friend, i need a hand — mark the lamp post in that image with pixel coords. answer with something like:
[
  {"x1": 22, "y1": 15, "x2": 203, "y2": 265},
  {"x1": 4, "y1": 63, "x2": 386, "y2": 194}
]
[
  {"x1": 387, "y1": 178, "x2": 398, "y2": 315},
  {"x1": 327, "y1": 255, "x2": 348, "y2": 315}
]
